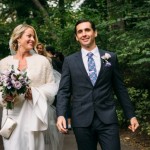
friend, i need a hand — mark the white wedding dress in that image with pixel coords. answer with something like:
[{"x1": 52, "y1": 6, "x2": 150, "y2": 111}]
[{"x1": 0, "y1": 54, "x2": 63, "y2": 150}]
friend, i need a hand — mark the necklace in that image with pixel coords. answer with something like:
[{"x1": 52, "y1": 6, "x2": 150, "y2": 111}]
[{"x1": 18, "y1": 59, "x2": 27, "y2": 71}]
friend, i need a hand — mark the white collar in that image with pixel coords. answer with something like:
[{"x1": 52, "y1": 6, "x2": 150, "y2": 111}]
[{"x1": 81, "y1": 46, "x2": 99, "y2": 58}]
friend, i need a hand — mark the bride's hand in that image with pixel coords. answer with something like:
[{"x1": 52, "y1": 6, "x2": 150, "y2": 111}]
[
  {"x1": 25, "y1": 87, "x2": 32, "y2": 100},
  {"x1": 3, "y1": 94, "x2": 15, "y2": 102}
]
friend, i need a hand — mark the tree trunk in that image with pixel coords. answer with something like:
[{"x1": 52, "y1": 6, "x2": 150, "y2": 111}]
[
  {"x1": 58, "y1": 0, "x2": 66, "y2": 29},
  {"x1": 107, "y1": 0, "x2": 125, "y2": 30},
  {"x1": 31, "y1": 0, "x2": 49, "y2": 18}
]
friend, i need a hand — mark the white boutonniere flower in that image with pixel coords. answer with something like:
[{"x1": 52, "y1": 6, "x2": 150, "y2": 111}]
[{"x1": 101, "y1": 53, "x2": 111, "y2": 67}]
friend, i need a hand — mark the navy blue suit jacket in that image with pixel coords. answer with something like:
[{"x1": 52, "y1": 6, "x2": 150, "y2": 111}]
[{"x1": 56, "y1": 49, "x2": 135, "y2": 127}]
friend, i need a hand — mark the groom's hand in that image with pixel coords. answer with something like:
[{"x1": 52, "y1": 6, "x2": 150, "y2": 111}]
[
  {"x1": 128, "y1": 117, "x2": 139, "y2": 132},
  {"x1": 56, "y1": 116, "x2": 68, "y2": 134}
]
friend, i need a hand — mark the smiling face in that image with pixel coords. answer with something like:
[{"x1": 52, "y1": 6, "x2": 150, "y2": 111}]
[
  {"x1": 75, "y1": 22, "x2": 97, "y2": 51},
  {"x1": 36, "y1": 43, "x2": 45, "y2": 55},
  {"x1": 17, "y1": 27, "x2": 36, "y2": 52}
]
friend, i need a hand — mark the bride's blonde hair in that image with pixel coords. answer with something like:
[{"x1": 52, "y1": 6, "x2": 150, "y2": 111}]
[{"x1": 9, "y1": 24, "x2": 38, "y2": 52}]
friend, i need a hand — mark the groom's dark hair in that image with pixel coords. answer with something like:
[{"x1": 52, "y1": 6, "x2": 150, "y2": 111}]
[{"x1": 74, "y1": 19, "x2": 96, "y2": 34}]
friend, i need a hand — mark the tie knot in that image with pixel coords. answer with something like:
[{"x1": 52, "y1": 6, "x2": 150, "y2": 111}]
[{"x1": 87, "y1": 52, "x2": 93, "y2": 58}]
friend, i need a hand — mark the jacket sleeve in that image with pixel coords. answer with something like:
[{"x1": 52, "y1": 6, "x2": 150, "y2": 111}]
[{"x1": 112, "y1": 53, "x2": 135, "y2": 119}]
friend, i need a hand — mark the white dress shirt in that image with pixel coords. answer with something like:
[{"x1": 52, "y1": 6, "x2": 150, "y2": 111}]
[{"x1": 81, "y1": 46, "x2": 101, "y2": 76}]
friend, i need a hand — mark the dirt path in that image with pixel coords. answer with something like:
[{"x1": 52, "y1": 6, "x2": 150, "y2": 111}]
[
  {"x1": 120, "y1": 129, "x2": 150, "y2": 150},
  {"x1": 63, "y1": 130, "x2": 150, "y2": 150},
  {"x1": 0, "y1": 128, "x2": 150, "y2": 150}
]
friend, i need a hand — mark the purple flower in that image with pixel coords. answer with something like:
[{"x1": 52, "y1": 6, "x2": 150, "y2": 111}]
[
  {"x1": 105, "y1": 61, "x2": 111, "y2": 67},
  {"x1": 1, "y1": 74, "x2": 8, "y2": 83},
  {"x1": 12, "y1": 81, "x2": 22, "y2": 89}
]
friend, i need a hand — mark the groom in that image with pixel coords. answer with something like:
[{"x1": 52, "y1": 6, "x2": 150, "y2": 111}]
[{"x1": 56, "y1": 19, "x2": 139, "y2": 150}]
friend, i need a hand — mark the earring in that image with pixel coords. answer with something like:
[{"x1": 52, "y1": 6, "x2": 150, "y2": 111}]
[{"x1": 18, "y1": 43, "x2": 21, "y2": 47}]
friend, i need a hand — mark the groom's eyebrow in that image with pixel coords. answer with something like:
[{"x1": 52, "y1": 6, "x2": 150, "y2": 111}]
[{"x1": 77, "y1": 28, "x2": 92, "y2": 34}]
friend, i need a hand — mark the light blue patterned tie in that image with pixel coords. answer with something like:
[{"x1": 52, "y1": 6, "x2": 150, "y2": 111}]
[{"x1": 87, "y1": 52, "x2": 97, "y2": 85}]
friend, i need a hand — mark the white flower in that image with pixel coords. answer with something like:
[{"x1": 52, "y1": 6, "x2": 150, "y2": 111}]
[
  {"x1": 18, "y1": 76, "x2": 24, "y2": 80},
  {"x1": 101, "y1": 53, "x2": 111, "y2": 67},
  {"x1": 11, "y1": 74, "x2": 17, "y2": 80},
  {"x1": 3, "y1": 70, "x2": 11, "y2": 76},
  {"x1": 101, "y1": 53, "x2": 111, "y2": 60}
]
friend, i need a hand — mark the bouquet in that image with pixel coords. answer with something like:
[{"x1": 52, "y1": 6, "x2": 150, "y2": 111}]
[{"x1": 0, "y1": 65, "x2": 30, "y2": 109}]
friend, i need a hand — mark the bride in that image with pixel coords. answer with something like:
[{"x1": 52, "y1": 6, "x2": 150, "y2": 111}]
[{"x1": 0, "y1": 24, "x2": 63, "y2": 150}]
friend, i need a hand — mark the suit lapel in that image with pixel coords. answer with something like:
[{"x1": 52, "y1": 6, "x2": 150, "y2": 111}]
[
  {"x1": 95, "y1": 49, "x2": 106, "y2": 83},
  {"x1": 74, "y1": 50, "x2": 107, "y2": 86},
  {"x1": 75, "y1": 52, "x2": 93, "y2": 84}
]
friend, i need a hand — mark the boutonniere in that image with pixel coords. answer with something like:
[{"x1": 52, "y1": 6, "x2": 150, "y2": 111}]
[{"x1": 101, "y1": 53, "x2": 111, "y2": 67}]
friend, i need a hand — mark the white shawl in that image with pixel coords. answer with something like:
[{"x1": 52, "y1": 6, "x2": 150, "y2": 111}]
[{"x1": 0, "y1": 54, "x2": 63, "y2": 150}]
